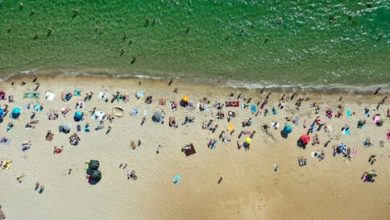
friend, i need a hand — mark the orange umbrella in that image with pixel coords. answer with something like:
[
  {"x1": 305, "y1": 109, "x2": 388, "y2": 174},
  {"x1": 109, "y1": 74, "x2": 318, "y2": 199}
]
[{"x1": 182, "y1": 96, "x2": 189, "y2": 102}]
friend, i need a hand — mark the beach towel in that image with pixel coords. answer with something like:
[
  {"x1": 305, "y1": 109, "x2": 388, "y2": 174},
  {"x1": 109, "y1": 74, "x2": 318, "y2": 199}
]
[
  {"x1": 0, "y1": 137, "x2": 11, "y2": 145},
  {"x1": 226, "y1": 100, "x2": 239, "y2": 107},
  {"x1": 74, "y1": 89, "x2": 81, "y2": 96},
  {"x1": 342, "y1": 128, "x2": 351, "y2": 135},
  {"x1": 135, "y1": 90, "x2": 145, "y2": 99},
  {"x1": 98, "y1": 91, "x2": 109, "y2": 101},
  {"x1": 130, "y1": 108, "x2": 139, "y2": 116},
  {"x1": 350, "y1": 148, "x2": 358, "y2": 158},
  {"x1": 1, "y1": 159, "x2": 12, "y2": 170},
  {"x1": 346, "y1": 109, "x2": 352, "y2": 118},
  {"x1": 23, "y1": 92, "x2": 40, "y2": 99},
  {"x1": 33, "y1": 103, "x2": 43, "y2": 112},
  {"x1": 172, "y1": 174, "x2": 182, "y2": 185},
  {"x1": 91, "y1": 111, "x2": 106, "y2": 120},
  {"x1": 45, "y1": 91, "x2": 56, "y2": 101}
]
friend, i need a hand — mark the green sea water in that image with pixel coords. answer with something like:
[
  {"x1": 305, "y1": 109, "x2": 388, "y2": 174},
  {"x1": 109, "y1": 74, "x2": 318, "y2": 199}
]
[{"x1": 0, "y1": 0, "x2": 389, "y2": 85}]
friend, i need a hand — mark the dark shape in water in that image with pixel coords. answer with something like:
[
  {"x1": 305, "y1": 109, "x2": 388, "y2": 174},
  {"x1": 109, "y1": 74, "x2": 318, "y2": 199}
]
[
  {"x1": 131, "y1": 57, "x2": 136, "y2": 64},
  {"x1": 144, "y1": 18, "x2": 149, "y2": 27},
  {"x1": 122, "y1": 34, "x2": 127, "y2": 42},
  {"x1": 185, "y1": 26, "x2": 190, "y2": 34},
  {"x1": 72, "y1": 8, "x2": 79, "y2": 18},
  {"x1": 29, "y1": 10, "x2": 35, "y2": 16},
  {"x1": 47, "y1": 28, "x2": 52, "y2": 37},
  {"x1": 33, "y1": 33, "x2": 38, "y2": 40},
  {"x1": 119, "y1": 48, "x2": 125, "y2": 57}
]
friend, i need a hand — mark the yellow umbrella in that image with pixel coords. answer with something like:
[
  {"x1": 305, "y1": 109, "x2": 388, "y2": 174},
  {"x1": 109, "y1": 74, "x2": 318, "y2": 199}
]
[
  {"x1": 245, "y1": 137, "x2": 252, "y2": 145},
  {"x1": 182, "y1": 96, "x2": 189, "y2": 102},
  {"x1": 227, "y1": 123, "x2": 235, "y2": 132}
]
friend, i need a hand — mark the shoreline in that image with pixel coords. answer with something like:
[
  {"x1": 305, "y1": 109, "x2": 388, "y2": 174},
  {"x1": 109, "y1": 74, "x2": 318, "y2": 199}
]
[{"x1": 1, "y1": 68, "x2": 389, "y2": 95}]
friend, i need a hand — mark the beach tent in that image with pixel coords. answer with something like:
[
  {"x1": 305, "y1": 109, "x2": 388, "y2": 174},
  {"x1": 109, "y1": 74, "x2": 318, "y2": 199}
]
[
  {"x1": 74, "y1": 111, "x2": 84, "y2": 122},
  {"x1": 11, "y1": 107, "x2": 21, "y2": 119},
  {"x1": 152, "y1": 111, "x2": 162, "y2": 123},
  {"x1": 45, "y1": 91, "x2": 56, "y2": 101},
  {"x1": 88, "y1": 170, "x2": 102, "y2": 184},
  {"x1": 299, "y1": 134, "x2": 310, "y2": 145}
]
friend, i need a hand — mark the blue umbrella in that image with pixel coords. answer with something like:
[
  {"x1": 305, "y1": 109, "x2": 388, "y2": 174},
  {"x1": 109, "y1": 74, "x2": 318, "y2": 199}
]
[
  {"x1": 74, "y1": 111, "x2": 84, "y2": 122},
  {"x1": 0, "y1": 108, "x2": 3, "y2": 117},
  {"x1": 11, "y1": 107, "x2": 21, "y2": 119},
  {"x1": 283, "y1": 124, "x2": 293, "y2": 134}
]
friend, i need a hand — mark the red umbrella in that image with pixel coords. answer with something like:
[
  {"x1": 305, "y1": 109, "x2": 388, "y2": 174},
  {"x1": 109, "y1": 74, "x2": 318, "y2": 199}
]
[{"x1": 299, "y1": 134, "x2": 310, "y2": 145}]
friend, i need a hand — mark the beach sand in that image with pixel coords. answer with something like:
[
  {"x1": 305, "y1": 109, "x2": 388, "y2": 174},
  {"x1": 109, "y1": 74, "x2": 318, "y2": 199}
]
[{"x1": 0, "y1": 74, "x2": 389, "y2": 220}]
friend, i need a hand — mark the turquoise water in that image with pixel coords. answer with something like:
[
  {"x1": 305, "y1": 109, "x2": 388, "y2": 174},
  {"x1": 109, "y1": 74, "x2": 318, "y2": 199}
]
[{"x1": 0, "y1": 0, "x2": 389, "y2": 85}]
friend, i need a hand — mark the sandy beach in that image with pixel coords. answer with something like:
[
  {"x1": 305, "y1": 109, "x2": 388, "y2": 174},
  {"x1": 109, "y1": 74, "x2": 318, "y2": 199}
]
[{"x1": 0, "y1": 74, "x2": 389, "y2": 220}]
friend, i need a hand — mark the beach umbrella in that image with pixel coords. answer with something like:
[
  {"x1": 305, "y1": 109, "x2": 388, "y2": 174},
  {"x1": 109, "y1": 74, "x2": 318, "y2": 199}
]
[
  {"x1": 283, "y1": 124, "x2": 293, "y2": 134},
  {"x1": 11, "y1": 107, "x2": 21, "y2": 119},
  {"x1": 74, "y1": 111, "x2": 84, "y2": 122},
  {"x1": 299, "y1": 134, "x2": 310, "y2": 145},
  {"x1": 152, "y1": 111, "x2": 162, "y2": 122},
  {"x1": 182, "y1": 96, "x2": 189, "y2": 102},
  {"x1": 245, "y1": 137, "x2": 252, "y2": 145},
  {"x1": 0, "y1": 108, "x2": 3, "y2": 117}
]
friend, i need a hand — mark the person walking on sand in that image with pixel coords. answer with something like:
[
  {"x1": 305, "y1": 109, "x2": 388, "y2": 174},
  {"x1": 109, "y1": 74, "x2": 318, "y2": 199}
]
[{"x1": 106, "y1": 126, "x2": 112, "y2": 135}]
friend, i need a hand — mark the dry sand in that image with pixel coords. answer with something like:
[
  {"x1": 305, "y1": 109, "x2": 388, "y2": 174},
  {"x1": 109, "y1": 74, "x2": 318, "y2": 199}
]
[{"x1": 0, "y1": 74, "x2": 390, "y2": 220}]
